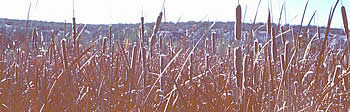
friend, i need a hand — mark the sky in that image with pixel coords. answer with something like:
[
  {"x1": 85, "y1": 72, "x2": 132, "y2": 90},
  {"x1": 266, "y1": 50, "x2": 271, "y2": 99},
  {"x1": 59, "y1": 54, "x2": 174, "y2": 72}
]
[{"x1": 0, "y1": 0, "x2": 349, "y2": 28}]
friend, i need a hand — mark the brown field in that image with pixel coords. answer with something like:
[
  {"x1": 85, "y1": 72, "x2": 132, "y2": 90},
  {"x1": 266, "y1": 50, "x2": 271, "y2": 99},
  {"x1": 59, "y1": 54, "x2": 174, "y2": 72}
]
[{"x1": 0, "y1": 0, "x2": 349, "y2": 111}]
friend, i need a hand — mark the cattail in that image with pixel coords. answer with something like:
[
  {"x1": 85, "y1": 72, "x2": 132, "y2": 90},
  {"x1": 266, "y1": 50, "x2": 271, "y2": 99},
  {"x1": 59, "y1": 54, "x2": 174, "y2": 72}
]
[
  {"x1": 258, "y1": 43, "x2": 262, "y2": 53},
  {"x1": 236, "y1": 5, "x2": 242, "y2": 41},
  {"x1": 341, "y1": 6, "x2": 349, "y2": 39},
  {"x1": 205, "y1": 54, "x2": 210, "y2": 72},
  {"x1": 267, "y1": 10, "x2": 271, "y2": 36},
  {"x1": 109, "y1": 25, "x2": 112, "y2": 49},
  {"x1": 268, "y1": 44, "x2": 275, "y2": 112},
  {"x1": 271, "y1": 27, "x2": 277, "y2": 62},
  {"x1": 149, "y1": 12, "x2": 163, "y2": 56},
  {"x1": 284, "y1": 41, "x2": 289, "y2": 65},
  {"x1": 72, "y1": 17, "x2": 77, "y2": 41},
  {"x1": 280, "y1": 54, "x2": 285, "y2": 73},
  {"x1": 235, "y1": 47, "x2": 243, "y2": 89},
  {"x1": 262, "y1": 43, "x2": 269, "y2": 90},
  {"x1": 140, "y1": 17, "x2": 145, "y2": 45},
  {"x1": 102, "y1": 37, "x2": 107, "y2": 54},
  {"x1": 32, "y1": 28, "x2": 38, "y2": 49},
  {"x1": 50, "y1": 30, "x2": 55, "y2": 64},
  {"x1": 254, "y1": 40, "x2": 258, "y2": 55},
  {"x1": 343, "y1": 6, "x2": 350, "y2": 90},
  {"x1": 61, "y1": 39, "x2": 68, "y2": 69},
  {"x1": 205, "y1": 38, "x2": 209, "y2": 52},
  {"x1": 211, "y1": 32, "x2": 216, "y2": 54}
]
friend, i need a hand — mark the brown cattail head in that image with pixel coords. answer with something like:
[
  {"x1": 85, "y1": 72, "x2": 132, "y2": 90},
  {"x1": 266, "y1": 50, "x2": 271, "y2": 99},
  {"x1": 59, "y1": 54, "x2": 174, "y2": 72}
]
[
  {"x1": 142, "y1": 47, "x2": 147, "y2": 65},
  {"x1": 258, "y1": 43, "x2": 262, "y2": 53},
  {"x1": 150, "y1": 12, "x2": 163, "y2": 47},
  {"x1": 109, "y1": 25, "x2": 112, "y2": 47},
  {"x1": 72, "y1": 17, "x2": 77, "y2": 41},
  {"x1": 236, "y1": 5, "x2": 242, "y2": 41},
  {"x1": 205, "y1": 54, "x2": 210, "y2": 71},
  {"x1": 235, "y1": 46, "x2": 243, "y2": 89},
  {"x1": 211, "y1": 32, "x2": 216, "y2": 53},
  {"x1": 102, "y1": 37, "x2": 107, "y2": 54},
  {"x1": 32, "y1": 28, "x2": 38, "y2": 48},
  {"x1": 140, "y1": 17, "x2": 145, "y2": 44},
  {"x1": 149, "y1": 12, "x2": 163, "y2": 58},
  {"x1": 280, "y1": 54, "x2": 285, "y2": 73},
  {"x1": 317, "y1": 27, "x2": 321, "y2": 40},
  {"x1": 61, "y1": 38, "x2": 68, "y2": 69},
  {"x1": 284, "y1": 41, "x2": 289, "y2": 64},
  {"x1": 50, "y1": 30, "x2": 55, "y2": 42},
  {"x1": 267, "y1": 10, "x2": 271, "y2": 35},
  {"x1": 254, "y1": 39, "x2": 258, "y2": 55},
  {"x1": 205, "y1": 38, "x2": 209, "y2": 51},
  {"x1": 341, "y1": 6, "x2": 349, "y2": 39},
  {"x1": 271, "y1": 27, "x2": 277, "y2": 62}
]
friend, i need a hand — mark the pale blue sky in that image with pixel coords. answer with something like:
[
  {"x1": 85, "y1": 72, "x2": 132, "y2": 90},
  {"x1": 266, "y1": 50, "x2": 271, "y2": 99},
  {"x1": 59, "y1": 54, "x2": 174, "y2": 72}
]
[{"x1": 0, "y1": 0, "x2": 348, "y2": 28}]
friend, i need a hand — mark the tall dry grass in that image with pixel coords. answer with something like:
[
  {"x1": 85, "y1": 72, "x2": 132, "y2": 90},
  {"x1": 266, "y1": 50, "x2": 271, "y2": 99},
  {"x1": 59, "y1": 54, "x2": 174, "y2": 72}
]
[{"x1": 0, "y1": 0, "x2": 349, "y2": 111}]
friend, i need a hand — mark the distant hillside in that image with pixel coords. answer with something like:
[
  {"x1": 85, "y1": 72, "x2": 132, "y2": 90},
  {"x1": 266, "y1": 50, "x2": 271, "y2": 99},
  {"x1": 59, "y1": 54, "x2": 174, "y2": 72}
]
[{"x1": 0, "y1": 18, "x2": 347, "y2": 42}]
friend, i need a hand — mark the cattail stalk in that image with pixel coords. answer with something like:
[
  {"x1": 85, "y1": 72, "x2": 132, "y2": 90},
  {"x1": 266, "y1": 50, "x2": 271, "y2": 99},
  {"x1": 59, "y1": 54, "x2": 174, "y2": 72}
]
[
  {"x1": 159, "y1": 35, "x2": 165, "y2": 92},
  {"x1": 142, "y1": 47, "x2": 147, "y2": 94}
]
